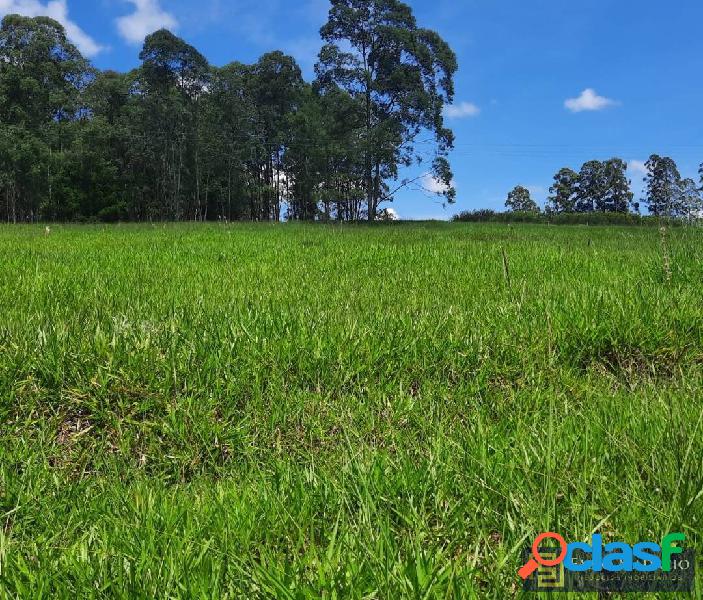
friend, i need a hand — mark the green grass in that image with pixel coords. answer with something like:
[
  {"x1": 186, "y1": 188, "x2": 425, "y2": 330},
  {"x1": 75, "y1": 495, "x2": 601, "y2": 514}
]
[{"x1": 0, "y1": 222, "x2": 702, "y2": 598}]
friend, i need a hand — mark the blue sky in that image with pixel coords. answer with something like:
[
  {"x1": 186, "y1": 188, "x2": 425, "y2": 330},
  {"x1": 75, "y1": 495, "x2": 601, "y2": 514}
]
[{"x1": 2, "y1": 0, "x2": 703, "y2": 219}]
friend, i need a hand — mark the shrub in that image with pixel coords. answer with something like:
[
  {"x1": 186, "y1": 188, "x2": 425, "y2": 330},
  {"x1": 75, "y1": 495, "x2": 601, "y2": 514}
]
[
  {"x1": 97, "y1": 202, "x2": 128, "y2": 223},
  {"x1": 452, "y1": 210, "x2": 689, "y2": 227}
]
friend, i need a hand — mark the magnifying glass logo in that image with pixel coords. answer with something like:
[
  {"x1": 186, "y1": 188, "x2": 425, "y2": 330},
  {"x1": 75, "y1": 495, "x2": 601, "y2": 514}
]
[{"x1": 518, "y1": 532, "x2": 568, "y2": 580}]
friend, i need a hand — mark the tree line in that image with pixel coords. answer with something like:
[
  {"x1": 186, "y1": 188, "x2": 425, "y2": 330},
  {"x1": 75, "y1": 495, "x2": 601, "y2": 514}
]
[
  {"x1": 505, "y1": 156, "x2": 703, "y2": 219},
  {"x1": 0, "y1": 1, "x2": 457, "y2": 223}
]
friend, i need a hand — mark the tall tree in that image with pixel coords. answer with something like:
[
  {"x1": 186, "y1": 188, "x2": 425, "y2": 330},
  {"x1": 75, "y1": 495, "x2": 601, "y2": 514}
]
[
  {"x1": 136, "y1": 29, "x2": 210, "y2": 220},
  {"x1": 0, "y1": 15, "x2": 91, "y2": 221},
  {"x1": 197, "y1": 62, "x2": 257, "y2": 221},
  {"x1": 0, "y1": 125, "x2": 48, "y2": 222},
  {"x1": 316, "y1": 0, "x2": 457, "y2": 220},
  {"x1": 601, "y1": 158, "x2": 634, "y2": 213},
  {"x1": 0, "y1": 15, "x2": 91, "y2": 127},
  {"x1": 575, "y1": 160, "x2": 606, "y2": 212},
  {"x1": 643, "y1": 154, "x2": 681, "y2": 217},
  {"x1": 677, "y1": 177, "x2": 702, "y2": 220},
  {"x1": 0, "y1": 11, "x2": 462, "y2": 223},
  {"x1": 546, "y1": 167, "x2": 578, "y2": 213},
  {"x1": 246, "y1": 51, "x2": 304, "y2": 221},
  {"x1": 505, "y1": 185, "x2": 539, "y2": 212},
  {"x1": 87, "y1": 70, "x2": 131, "y2": 125},
  {"x1": 286, "y1": 83, "x2": 366, "y2": 221}
]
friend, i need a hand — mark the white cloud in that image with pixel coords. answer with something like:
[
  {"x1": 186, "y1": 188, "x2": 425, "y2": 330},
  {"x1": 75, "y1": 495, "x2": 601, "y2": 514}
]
[
  {"x1": 0, "y1": 0, "x2": 104, "y2": 56},
  {"x1": 421, "y1": 173, "x2": 455, "y2": 194},
  {"x1": 382, "y1": 207, "x2": 399, "y2": 221},
  {"x1": 627, "y1": 159, "x2": 648, "y2": 176},
  {"x1": 443, "y1": 101, "x2": 480, "y2": 119},
  {"x1": 116, "y1": 0, "x2": 178, "y2": 45},
  {"x1": 564, "y1": 88, "x2": 618, "y2": 113}
]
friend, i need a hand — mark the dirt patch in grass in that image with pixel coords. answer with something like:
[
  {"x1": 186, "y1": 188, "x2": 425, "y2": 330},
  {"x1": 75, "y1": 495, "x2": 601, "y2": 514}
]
[
  {"x1": 55, "y1": 412, "x2": 94, "y2": 448},
  {"x1": 578, "y1": 344, "x2": 690, "y2": 386}
]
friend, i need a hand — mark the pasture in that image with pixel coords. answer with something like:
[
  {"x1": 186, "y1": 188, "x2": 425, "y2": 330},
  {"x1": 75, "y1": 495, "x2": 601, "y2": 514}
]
[{"x1": 0, "y1": 222, "x2": 701, "y2": 598}]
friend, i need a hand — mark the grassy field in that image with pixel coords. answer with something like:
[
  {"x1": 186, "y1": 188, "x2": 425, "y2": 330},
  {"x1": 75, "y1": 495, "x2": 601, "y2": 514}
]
[{"x1": 0, "y1": 222, "x2": 702, "y2": 598}]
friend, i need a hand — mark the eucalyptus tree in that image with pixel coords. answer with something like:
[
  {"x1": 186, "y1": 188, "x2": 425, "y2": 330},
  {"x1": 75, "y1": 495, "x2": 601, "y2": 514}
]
[
  {"x1": 0, "y1": 125, "x2": 48, "y2": 222},
  {"x1": 198, "y1": 62, "x2": 257, "y2": 220},
  {"x1": 66, "y1": 70, "x2": 135, "y2": 219},
  {"x1": 0, "y1": 15, "x2": 91, "y2": 221},
  {"x1": 136, "y1": 29, "x2": 210, "y2": 220},
  {"x1": 643, "y1": 154, "x2": 682, "y2": 217},
  {"x1": 87, "y1": 70, "x2": 132, "y2": 125},
  {"x1": 575, "y1": 160, "x2": 606, "y2": 212},
  {"x1": 677, "y1": 178, "x2": 702, "y2": 220},
  {"x1": 0, "y1": 10, "x2": 463, "y2": 223},
  {"x1": 316, "y1": 86, "x2": 367, "y2": 220},
  {"x1": 0, "y1": 15, "x2": 91, "y2": 126},
  {"x1": 315, "y1": 0, "x2": 458, "y2": 220},
  {"x1": 246, "y1": 51, "x2": 304, "y2": 220},
  {"x1": 505, "y1": 186, "x2": 539, "y2": 212},
  {"x1": 286, "y1": 83, "x2": 366, "y2": 220},
  {"x1": 284, "y1": 84, "x2": 331, "y2": 220},
  {"x1": 601, "y1": 158, "x2": 633, "y2": 213},
  {"x1": 547, "y1": 168, "x2": 579, "y2": 213}
]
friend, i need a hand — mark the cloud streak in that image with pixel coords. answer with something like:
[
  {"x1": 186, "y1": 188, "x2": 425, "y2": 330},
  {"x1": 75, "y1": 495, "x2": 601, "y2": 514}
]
[
  {"x1": 0, "y1": 0, "x2": 104, "y2": 56},
  {"x1": 115, "y1": 0, "x2": 178, "y2": 46},
  {"x1": 443, "y1": 101, "x2": 480, "y2": 119},
  {"x1": 564, "y1": 88, "x2": 618, "y2": 113}
]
